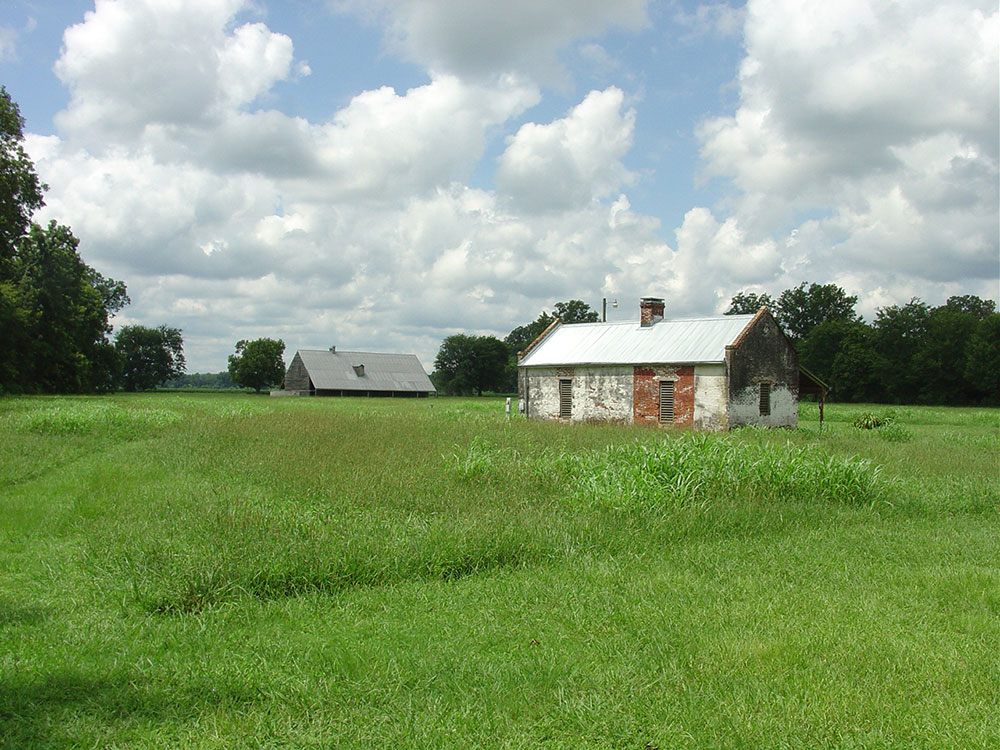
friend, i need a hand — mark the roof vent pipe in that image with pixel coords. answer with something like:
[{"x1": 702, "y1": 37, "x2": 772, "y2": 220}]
[
  {"x1": 329, "y1": 345, "x2": 336, "y2": 353},
  {"x1": 640, "y1": 297, "x2": 665, "y2": 327}
]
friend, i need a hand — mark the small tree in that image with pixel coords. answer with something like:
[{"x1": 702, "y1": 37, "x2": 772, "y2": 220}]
[
  {"x1": 115, "y1": 325, "x2": 185, "y2": 391},
  {"x1": 228, "y1": 338, "x2": 286, "y2": 393}
]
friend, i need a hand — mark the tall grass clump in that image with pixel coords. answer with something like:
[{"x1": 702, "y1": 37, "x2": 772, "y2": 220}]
[
  {"x1": 451, "y1": 432, "x2": 889, "y2": 510},
  {"x1": 853, "y1": 411, "x2": 894, "y2": 430},
  {"x1": 849, "y1": 410, "x2": 914, "y2": 442},
  {"x1": 10, "y1": 401, "x2": 181, "y2": 437}
]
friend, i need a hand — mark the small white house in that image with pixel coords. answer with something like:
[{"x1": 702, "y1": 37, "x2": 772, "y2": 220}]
[{"x1": 518, "y1": 298, "x2": 822, "y2": 430}]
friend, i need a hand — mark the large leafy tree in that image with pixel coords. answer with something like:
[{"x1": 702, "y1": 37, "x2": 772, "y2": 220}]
[
  {"x1": 911, "y1": 304, "x2": 982, "y2": 405},
  {"x1": 228, "y1": 337, "x2": 286, "y2": 393},
  {"x1": 4, "y1": 221, "x2": 128, "y2": 392},
  {"x1": 796, "y1": 319, "x2": 861, "y2": 394},
  {"x1": 725, "y1": 291, "x2": 775, "y2": 315},
  {"x1": 434, "y1": 334, "x2": 508, "y2": 396},
  {"x1": 115, "y1": 325, "x2": 185, "y2": 392},
  {"x1": 829, "y1": 324, "x2": 885, "y2": 403},
  {"x1": 0, "y1": 88, "x2": 129, "y2": 394},
  {"x1": 552, "y1": 299, "x2": 599, "y2": 323},
  {"x1": 0, "y1": 86, "x2": 45, "y2": 275},
  {"x1": 501, "y1": 300, "x2": 599, "y2": 391},
  {"x1": 505, "y1": 311, "x2": 556, "y2": 355},
  {"x1": 872, "y1": 298, "x2": 931, "y2": 403},
  {"x1": 776, "y1": 282, "x2": 859, "y2": 342},
  {"x1": 964, "y1": 314, "x2": 1000, "y2": 404},
  {"x1": 944, "y1": 295, "x2": 996, "y2": 319}
]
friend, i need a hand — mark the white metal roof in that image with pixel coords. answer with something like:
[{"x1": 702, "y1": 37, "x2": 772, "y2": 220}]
[
  {"x1": 297, "y1": 350, "x2": 435, "y2": 392},
  {"x1": 518, "y1": 314, "x2": 755, "y2": 367}
]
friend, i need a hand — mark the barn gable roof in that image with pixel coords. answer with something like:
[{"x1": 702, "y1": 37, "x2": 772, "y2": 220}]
[
  {"x1": 296, "y1": 349, "x2": 435, "y2": 392},
  {"x1": 517, "y1": 313, "x2": 757, "y2": 367}
]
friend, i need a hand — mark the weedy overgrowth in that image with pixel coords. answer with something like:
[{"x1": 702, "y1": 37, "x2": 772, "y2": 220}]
[{"x1": 451, "y1": 431, "x2": 890, "y2": 509}]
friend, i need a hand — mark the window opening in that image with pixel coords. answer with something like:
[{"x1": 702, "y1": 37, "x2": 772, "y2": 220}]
[
  {"x1": 559, "y1": 379, "x2": 572, "y2": 418},
  {"x1": 659, "y1": 380, "x2": 675, "y2": 423},
  {"x1": 759, "y1": 382, "x2": 771, "y2": 416}
]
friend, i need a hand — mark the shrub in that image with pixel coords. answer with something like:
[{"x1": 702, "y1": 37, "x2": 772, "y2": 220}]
[{"x1": 853, "y1": 411, "x2": 894, "y2": 430}]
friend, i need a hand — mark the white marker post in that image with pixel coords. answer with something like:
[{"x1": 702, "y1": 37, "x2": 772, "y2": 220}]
[{"x1": 505, "y1": 397, "x2": 511, "y2": 419}]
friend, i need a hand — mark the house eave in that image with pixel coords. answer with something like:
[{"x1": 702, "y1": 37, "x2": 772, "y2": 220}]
[{"x1": 519, "y1": 359, "x2": 726, "y2": 369}]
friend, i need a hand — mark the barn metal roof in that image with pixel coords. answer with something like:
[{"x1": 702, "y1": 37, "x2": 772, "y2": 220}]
[
  {"x1": 297, "y1": 350, "x2": 435, "y2": 392},
  {"x1": 518, "y1": 314, "x2": 756, "y2": 367}
]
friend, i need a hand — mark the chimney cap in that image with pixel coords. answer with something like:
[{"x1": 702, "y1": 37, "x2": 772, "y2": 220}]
[{"x1": 640, "y1": 296, "x2": 665, "y2": 304}]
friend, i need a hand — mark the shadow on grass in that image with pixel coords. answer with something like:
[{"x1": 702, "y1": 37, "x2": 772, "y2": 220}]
[
  {"x1": 0, "y1": 600, "x2": 48, "y2": 627},
  {"x1": 0, "y1": 670, "x2": 257, "y2": 749},
  {"x1": 143, "y1": 541, "x2": 544, "y2": 615}
]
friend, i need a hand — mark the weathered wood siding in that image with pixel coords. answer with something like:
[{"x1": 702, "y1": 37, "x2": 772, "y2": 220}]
[{"x1": 283, "y1": 352, "x2": 312, "y2": 393}]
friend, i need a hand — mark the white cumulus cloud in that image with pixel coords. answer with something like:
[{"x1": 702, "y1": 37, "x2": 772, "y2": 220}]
[
  {"x1": 336, "y1": 0, "x2": 649, "y2": 84},
  {"x1": 497, "y1": 87, "x2": 636, "y2": 212},
  {"x1": 691, "y1": 0, "x2": 998, "y2": 312}
]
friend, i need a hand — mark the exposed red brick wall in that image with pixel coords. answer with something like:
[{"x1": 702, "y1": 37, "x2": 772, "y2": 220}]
[
  {"x1": 640, "y1": 298, "x2": 665, "y2": 326},
  {"x1": 633, "y1": 366, "x2": 695, "y2": 426}
]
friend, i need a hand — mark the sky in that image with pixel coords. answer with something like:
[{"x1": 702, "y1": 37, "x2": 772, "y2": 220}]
[{"x1": 1, "y1": 0, "x2": 997, "y2": 373}]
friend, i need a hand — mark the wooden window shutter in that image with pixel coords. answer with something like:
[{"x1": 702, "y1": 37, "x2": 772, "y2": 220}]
[
  {"x1": 759, "y1": 382, "x2": 771, "y2": 416},
  {"x1": 659, "y1": 380, "x2": 675, "y2": 423},
  {"x1": 559, "y1": 379, "x2": 572, "y2": 418}
]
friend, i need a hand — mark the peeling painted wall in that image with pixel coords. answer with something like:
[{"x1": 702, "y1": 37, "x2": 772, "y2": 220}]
[
  {"x1": 522, "y1": 366, "x2": 633, "y2": 423},
  {"x1": 729, "y1": 383, "x2": 797, "y2": 427},
  {"x1": 693, "y1": 364, "x2": 728, "y2": 431},
  {"x1": 523, "y1": 363, "x2": 732, "y2": 428},
  {"x1": 726, "y1": 313, "x2": 799, "y2": 428}
]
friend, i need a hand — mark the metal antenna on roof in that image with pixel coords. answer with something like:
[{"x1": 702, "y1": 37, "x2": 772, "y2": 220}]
[{"x1": 602, "y1": 298, "x2": 619, "y2": 321}]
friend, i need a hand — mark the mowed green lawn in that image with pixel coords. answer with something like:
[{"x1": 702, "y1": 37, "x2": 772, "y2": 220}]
[{"x1": 1, "y1": 393, "x2": 997, "y2": 748}]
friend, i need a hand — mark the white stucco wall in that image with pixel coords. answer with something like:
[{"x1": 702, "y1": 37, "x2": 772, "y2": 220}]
[
  {"x1": 693, "y1": 364, "x2": 728, "y2": 431},
  {"x1": 728, "y1": 383, "x2": 797, "y2": 428},
  {"x1": 523, "y1": 366, "x2": 633, "y2": 423}
]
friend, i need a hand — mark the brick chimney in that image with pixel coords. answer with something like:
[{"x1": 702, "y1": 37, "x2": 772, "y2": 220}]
[{"x1": 639, "y1": 297, "x2": 665, "y2": 327}]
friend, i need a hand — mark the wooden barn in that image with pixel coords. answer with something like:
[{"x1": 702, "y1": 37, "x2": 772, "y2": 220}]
[
  {"x1": 275, "y1": 347, "x2": 435, "y2": 398},
  {"x1": 517, "y1": 298, "x2": 824, "y2": 430}
]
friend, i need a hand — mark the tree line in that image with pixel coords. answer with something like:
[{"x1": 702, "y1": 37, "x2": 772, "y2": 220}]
[
  {"x1": 433, "y1": 285, "x2": 998, "y2": 405},
  {"x1": 726, "y1": 283, "x2": 999, "y2": 405}
]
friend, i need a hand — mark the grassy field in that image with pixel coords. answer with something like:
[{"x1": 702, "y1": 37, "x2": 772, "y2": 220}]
[{"x1": 1, "y1": 393, "x2": 997, "y2": 748}]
